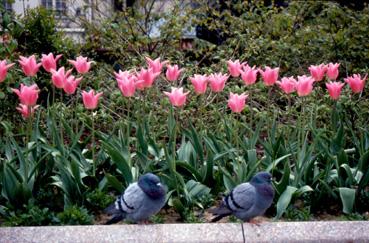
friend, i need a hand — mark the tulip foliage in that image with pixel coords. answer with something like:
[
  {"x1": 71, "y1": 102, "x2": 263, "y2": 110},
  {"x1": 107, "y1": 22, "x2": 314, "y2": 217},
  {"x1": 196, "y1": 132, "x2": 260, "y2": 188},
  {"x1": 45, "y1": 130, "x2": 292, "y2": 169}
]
[{"x1": 0, "y1": 52, "x2": 369, "y2": 225}]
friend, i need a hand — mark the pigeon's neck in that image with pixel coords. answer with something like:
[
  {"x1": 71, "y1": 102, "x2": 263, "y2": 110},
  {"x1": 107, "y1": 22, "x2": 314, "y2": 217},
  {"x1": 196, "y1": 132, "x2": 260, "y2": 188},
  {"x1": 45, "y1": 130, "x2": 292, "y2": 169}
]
[{"x1": 255, "y1": 183, "x2": 274, "y2": 199}]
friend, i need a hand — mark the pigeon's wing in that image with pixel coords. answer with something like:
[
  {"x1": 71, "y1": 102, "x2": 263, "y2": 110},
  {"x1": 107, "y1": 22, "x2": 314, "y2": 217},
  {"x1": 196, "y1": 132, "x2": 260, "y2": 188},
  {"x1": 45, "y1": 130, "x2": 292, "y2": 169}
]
[
  {"x1": 117, "y1": 182, "x2": 145, "y2": 214},
  {"x1": 224, "y1": 182, "x2": 255, "y2": 212}
]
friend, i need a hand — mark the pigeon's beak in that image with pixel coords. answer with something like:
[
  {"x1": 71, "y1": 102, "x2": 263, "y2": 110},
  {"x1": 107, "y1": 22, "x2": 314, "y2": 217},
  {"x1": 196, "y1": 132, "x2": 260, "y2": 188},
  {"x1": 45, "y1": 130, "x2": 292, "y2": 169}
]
[{"x1": 156, "y1": 182, "x2": 162, "y2": 186}]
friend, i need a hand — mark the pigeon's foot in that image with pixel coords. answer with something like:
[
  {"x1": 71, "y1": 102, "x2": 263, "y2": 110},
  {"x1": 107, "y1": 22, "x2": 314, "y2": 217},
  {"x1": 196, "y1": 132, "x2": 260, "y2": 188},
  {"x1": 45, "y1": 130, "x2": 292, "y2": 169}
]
[
  {"x1": 140, "y1": 220, "x2": 150, "y2": 225},
  {"x1": 248, "y1": 217, "x2": 263, "y2": 226}
]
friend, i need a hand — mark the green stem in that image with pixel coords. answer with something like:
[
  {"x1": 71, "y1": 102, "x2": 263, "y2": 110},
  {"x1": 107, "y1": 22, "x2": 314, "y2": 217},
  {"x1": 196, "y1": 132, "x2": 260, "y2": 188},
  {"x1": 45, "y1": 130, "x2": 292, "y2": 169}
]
[
  {"x1": 74, "y1": 95, "x2": 78, "y2": 134},
  {"x1": 92, "y1": 111, "x2": 96, "y2": 177},
  {"x1": 60, "y1": 91, "x2": 63, "y2": 145},
  {"x1": 52, "y1": 85, "x2": 55, "y2": 106},
  {"x1": 126, "y1": 97, "x2": 131, "y2": 139},
  {"x1": 27, "y1": 106, "x2": 32, "y2": 145}
]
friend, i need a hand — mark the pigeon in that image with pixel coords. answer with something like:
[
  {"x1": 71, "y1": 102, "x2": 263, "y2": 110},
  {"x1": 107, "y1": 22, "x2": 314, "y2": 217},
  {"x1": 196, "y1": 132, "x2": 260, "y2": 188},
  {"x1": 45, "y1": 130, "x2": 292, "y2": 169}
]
[
  {"x1": 209, "y1": 171, "x2": 274, "y2": 222},
  {"x1": 104, "y1": 173, "x2": 167, "y2": 224}
]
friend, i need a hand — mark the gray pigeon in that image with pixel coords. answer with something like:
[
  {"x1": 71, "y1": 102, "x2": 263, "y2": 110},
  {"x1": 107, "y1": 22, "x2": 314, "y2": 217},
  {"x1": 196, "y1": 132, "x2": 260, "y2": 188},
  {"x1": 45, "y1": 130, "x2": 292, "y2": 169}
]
[
  {"x1": 104, "y1": 173, "x2": 167, "y2": 224},
  {"x1": 210, "y1": 171, "x2": 274, "y2": 222}
]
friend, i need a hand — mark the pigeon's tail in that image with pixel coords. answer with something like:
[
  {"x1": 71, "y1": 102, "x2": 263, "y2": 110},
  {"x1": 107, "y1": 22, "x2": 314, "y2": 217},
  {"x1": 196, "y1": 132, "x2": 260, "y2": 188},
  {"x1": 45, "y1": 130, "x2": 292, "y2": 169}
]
[
  {"x1": 105, "y1": 214, "x2": 125, "y2": 225},
  {"x1": 104, "y1": 202, "x2": 120, "y2": 215},
  {"x1": 104, "y1": 201, "x2": 127, "y2": 224},
  {"x1": 208, "y1": 202, "x2": 232, "y2": 222}
]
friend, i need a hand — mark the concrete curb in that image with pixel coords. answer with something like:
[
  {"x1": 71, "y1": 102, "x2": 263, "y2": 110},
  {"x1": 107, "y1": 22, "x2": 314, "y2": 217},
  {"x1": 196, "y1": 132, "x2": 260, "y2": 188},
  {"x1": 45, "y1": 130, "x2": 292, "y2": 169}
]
[{"x1": 0, "y1": 221, "x2": 368, "y2": 243}]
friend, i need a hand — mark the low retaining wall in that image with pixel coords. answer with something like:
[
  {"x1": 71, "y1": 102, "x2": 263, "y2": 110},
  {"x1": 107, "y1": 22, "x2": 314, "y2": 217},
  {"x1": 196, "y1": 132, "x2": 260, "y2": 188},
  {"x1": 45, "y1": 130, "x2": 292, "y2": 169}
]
[{"x1": 1, "y1": 221, "x2": 368, "y2": 242}]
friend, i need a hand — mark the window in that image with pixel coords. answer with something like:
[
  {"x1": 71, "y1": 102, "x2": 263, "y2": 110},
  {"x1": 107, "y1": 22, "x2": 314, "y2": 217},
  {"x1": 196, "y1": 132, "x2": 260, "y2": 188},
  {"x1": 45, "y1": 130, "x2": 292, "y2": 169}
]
[
  {"x1": 41, "y1": 0, "x2": 67, "y2": 16},
  {"x1": 2, "y1": 0, "x2": 12, "y2": 12},
  {"x1": 41, "y1": 0, "x2": 53, "y2": 9},
  {"x1": 55, "y1": 0, "x2": 66, "y2": 15}
]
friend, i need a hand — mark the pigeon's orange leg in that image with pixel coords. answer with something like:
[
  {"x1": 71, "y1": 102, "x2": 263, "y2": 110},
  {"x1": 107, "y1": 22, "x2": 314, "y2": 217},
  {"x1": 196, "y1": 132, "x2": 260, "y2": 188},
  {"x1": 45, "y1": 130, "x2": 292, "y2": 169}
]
[{"x1": 248, "y1": 217, "x2": 263, "y2": 226}]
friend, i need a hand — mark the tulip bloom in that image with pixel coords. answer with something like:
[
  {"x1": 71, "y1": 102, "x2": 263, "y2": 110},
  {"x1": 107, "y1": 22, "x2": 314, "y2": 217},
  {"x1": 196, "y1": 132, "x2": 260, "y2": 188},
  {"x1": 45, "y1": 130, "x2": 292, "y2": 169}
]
[
  {"x1": 164, "y1": 87, "x2": 189, "y2": 107},
  {"x1": 117, "y1": 76, "x2": 136, "y2": 97},
  {"x1": 190, "y1": 74, "x2": 208, "y2": 94},
  {"x1": 0, "y1": 60, "x2": 15, "y2": 82},
  {"x1": 18, "y1": 55, "x2": 42, "y2": 77},
  {"x1": 240, "y1": 65, "x2": 258, "y2": 85},
  {"x1": 325, "y1": 81, "x2": 345, "y2": 100},
  {"x1": 64, "y1": 75, "x2": 82, "y2": 95},
  {"x1": 166, "y1": 64, "x2": 183, "y2": 82},
  {"x1": 12, "y1": 83, "x2": 40, "y2": 106},
  {"x1": 276, "y1": 77, "x2": 297, "y2": 94},
  {"x1": 309, "y1": 64, "x2": 327, "y2": 82},
  {"x1": 227, "y1": 59, "x2": 243, "y2": 77},
  {"x1": 41, "y1": 53, "x2": 62, "y2": 72},
  {"x1": 51, "y1": 67, "x2": 73, "y2": 89},
  {"x1": 259, "y1": 66, "x2": 279, "y2": 86},
  {"x1": 208, "y1": 73, "x2": 229, "y2": 92},
  {"x1": 135, "y1": 67, "x2": 160, "y2": 90},
  {"x1": 81, "y1": 90, "x2": 103, "y2": 110},
  {"x1": 16, "y1": 104, "x2": 39, "y2": 119},
  {"x1": 114, "y1": 70, "x2": 133, "y2": 80},
  {"x1": 345, "y1": 74, "x2": 367, "y2": 93},
  {"x1": 228, "y1": 92, "x2": 248, "y2": 113},
  {"x1": 326, "y1": 63, "x2": 340, "y2": 80},
  {"x1": 295, "y1": 75, "x2": 315, "y2": 97},
  {"x1": 69, "y1": 56, "x2": 93, "y2": 74},
  {"x1": 145, "y1": 57, "x2": 168, "y2": 73}
]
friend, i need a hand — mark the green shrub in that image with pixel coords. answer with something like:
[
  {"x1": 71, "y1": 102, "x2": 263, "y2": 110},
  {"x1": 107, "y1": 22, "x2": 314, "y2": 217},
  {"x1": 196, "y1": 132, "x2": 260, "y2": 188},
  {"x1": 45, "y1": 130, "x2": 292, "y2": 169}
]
[{"x1": 56, "y1": 205, "x2": 93, "y2": 225}]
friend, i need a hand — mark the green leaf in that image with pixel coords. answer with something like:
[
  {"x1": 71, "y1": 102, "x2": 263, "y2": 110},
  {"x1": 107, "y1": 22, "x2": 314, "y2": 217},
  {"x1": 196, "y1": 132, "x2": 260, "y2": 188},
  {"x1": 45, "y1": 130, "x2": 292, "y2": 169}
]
[
  {"x1": 105, "y1": 173, "x2": 124, "y2": 192},
  {"x1": 275, "y1": 161, "x2": 291, "y2": 195},
  {"x1": 275, "y1": 186, "x2": 297, "y2": 219},
  {"x1": 266, "y1": 153, "x2": 292, "y2": 172},
  {"x1": 338, "y1": 187, "x2": 356, "y2": 214},
  {"x1": 176, "y1": 161, "x2": 202, "y2": 182},
  {"x1": 101, "y1": 140, "x2": 132, "y2": 186}
]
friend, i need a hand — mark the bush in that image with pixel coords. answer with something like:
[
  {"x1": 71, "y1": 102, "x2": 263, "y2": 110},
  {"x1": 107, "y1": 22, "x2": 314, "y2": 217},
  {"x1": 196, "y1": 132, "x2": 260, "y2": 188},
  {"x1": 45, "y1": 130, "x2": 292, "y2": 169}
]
[{"x1": 56, "y1": 206, "x2": 93, "y2": 225}]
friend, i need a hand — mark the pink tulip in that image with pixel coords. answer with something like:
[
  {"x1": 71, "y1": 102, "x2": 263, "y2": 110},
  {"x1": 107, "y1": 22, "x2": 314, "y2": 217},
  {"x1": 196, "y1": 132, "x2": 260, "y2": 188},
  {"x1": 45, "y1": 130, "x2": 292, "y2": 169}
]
[
  {"x1": 41, "y1": 53, "x2": 62, "y2": 72},
  {"x1": 309, "y1": 64, "x2": 327, "y2": 82},
  {"x1": 117, "y1": 76, "x2": 136, "y2": 97},
  {"x1": 325, "y1": 81, "x2": 345, "y2": 100},
  {"x1": 135, "y1": 67, "x2": 160, "y2": 90},
  {"x1": 12, "y1": 83, "x2": 39, "y2": 106},
  {"x1": 16, "y1": 104, "x2": 39, "y2": 119},
  {"x1": 345, "y1": 74, "x2": 367, "y2": 93},
  {"x1": 18, "y1": 55, "x2": 42, "y2": 77},
  {"x1": 68, "y1": 56, "x2": 93, "y2": 74},
  {"x1": 326, "y1": 63, "x2": 340, "y2": 80},
  {"x1": 63, "y1": 75, "x2": 82, "y2": 95},
  {"x1": 0, "y1": 60, "x2": 15, "y2": 82},
  {"x1": 163, "y1": 87, "x2": 189, "y2": 107},
  {"x1": 114, "y1": 70, "x2": 133, "y2": 80},
  {"x1": 295, "y1": 75, "x2": 315, "y2": 97},
  {"x1": 259, "y1": 66, "x2": 279, "y2": 86},
  {"x1": 166, "y1": 64, "x2": 183, "y2": 82},
  {"x1": 51, "y1": 67, "x2": 73, "y2": 89},
  {"x1": 228, "y1": 92, "x2": 248, "y2": 113},
  {"x1": 190, "y1": 74, "x2": 208, "y2": 94},
  {"x1": 208, "y1": 73, "x2": 229, "y2": 92},
  {"x1": 145, "y1": 57, "x2": 168, "y2": 73},
  {"x1": 81, "y1": 89, "x2": 103, "y2": 110},
  {"x1": 276, "y1": 77, "x2": 297, "y2": 94},
  {"x1": 227, "y1": 59, "x2": 243, "y2": 77},
  {"x1": 240, "y1": 65, "x2": 258, "y2": 85}
]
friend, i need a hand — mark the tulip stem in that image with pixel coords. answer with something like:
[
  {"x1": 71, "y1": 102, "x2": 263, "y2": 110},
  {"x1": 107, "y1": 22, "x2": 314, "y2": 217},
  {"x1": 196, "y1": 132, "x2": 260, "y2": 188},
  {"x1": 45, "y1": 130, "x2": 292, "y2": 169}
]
[
  {"x1": 60, "y1": 91, "x2": 64, "y2": 146},
  {"x1": 52, "y1": 85, "x2": 55, "y2": 106},
  {"x1": 27, "y1": 106, "x2": 32, "y2": 145},
  {"x1": 127, "y1": 97, "x2": 131, "y2": 139},
  {"x1": 92, "y1": 111, "x2": 96, "y2": 177}
]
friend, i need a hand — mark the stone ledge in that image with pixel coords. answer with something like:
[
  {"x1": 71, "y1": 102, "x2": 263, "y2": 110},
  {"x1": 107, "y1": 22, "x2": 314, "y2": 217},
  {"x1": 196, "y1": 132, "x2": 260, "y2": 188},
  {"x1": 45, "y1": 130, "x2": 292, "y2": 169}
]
[{"x1": 0, "y1": 221, "x2": 368, "y2": 243}]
